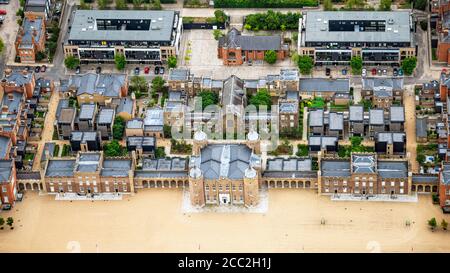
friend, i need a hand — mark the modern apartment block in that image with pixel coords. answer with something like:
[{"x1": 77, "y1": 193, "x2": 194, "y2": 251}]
[
  {"x1": 298, "y1": 11, "x2": 416, "y2": 65},
  {"x1": 63, "y1": 10, "x2": 183, "y2": 64}
]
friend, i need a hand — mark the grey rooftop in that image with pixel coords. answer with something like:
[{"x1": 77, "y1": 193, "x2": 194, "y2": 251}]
[{"x1": 299, "y1": 78, "x2": 349, "y2": 93}]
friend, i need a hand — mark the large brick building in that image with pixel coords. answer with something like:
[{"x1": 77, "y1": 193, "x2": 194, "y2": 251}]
[
  {"x1": 15, "y1": 13, "x2": 46, "y2": 63},
  {"x1": 217, "y1": 28, "x2": 288, "y2": 65}
]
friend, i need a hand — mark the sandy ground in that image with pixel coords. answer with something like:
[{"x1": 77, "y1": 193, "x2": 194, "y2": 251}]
[{"x1": 0, "y1": 190, "x2": 449, "y2": 253}]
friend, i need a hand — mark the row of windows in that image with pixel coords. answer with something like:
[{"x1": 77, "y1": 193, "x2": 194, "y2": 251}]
[{"x1": 205, "y1": 184, "x2": 243, "y2": 191}]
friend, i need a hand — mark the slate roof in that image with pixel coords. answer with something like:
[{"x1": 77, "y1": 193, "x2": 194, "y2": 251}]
[
  {"x1": 18, "y1": 17, "x2": 44, "y2": 49},
  {"x1": 308, "y1": 136, "x2": 338, "y2": 149},
  {"x1": 222, "y1": 75, "x2": 245, "y2": 107},
  {"x1": 68, "y1": 73, "x2": 126, "y2": 97},
  {"x1": 45, "y1": 159, "x2": 76, "y2": 177},
  {"x1": 126, "y1": 118, "x2": 143, "y2": 129},
  {"x1": 168, "y1": 68, "x2": 190, "y2": 81},
  {"x1": 416, "y1": 117, "x2": 427, "y2": 138},
  {"x1": 389, "y1": 106, "x2": 405, "y2": 122},
  {"x1": 116, "y1": 98, "x2": 133, "y2": 115},
  {"x1": 16, "y1": 171, "x2": 41, "y2": 180},
  {"x1": 376, "y1": 132, "x2": 406, "y2": 144},
  {"x1": 329, "y1": 112, "x2": 344, "y2": 131},
  {"x1": 349, "y1": 105, "x2": 364, "y2": 122},
  {"x1": 195, "y1": 144, "x2": 256, "y2": 180},
  {"x1": 299, "y1": 78, "x2": 349, "y2": 93},
  {"x1": 321, "y1": 160, "x2": 351, "y2": 177},
  {"x1": 97, "y1": 108, "x2": 115, "y2": 124},
  {"x1": 3, "y1": 71, "x2": 33, "y2": 86},
  {"x1": 412, "y1": 174, "x2": 438, "y2": 184},
  {"x1": 377, "y1": 161, "x2": 408, "y2": 179},
  {"x1": 369, "y1": 109, "x2": 384, "y2": 125},
  {"x1": 0, "y1": 136, "x2": 11, "y2": 159},
  {"x1": 0, "y1": 160, "x2": 13, "y2": 182},
  {"x1": 101, "y1": 159, "x2": 132, "y2": 177},
  {"x1": 362, "y1": 78, "x2": 404, "y2": 91},
  {"x1": 75, "y1": 153, "x2": 101, "y2": 173},
  {"x1": 58, "y1": 108, "x2": 76, "y2": 124},
  {"x1": 78, "y1": 104, "x2": 96, "y2": 120},
  {"x1": 218, "y1": 28, "x2": 282, "y2": 51},
  {"x1": 309, "y1": 109, "x2": 324, "y2": 127}
]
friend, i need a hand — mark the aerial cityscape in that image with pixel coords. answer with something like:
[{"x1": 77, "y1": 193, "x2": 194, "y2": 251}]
[{"x1": 0, "y1": 0, "x2": 450, "y2": 254}]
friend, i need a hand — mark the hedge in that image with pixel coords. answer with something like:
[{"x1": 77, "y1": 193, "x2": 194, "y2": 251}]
[{"x1": 214, "y1": 0, "x2": 318, "y2": 8}]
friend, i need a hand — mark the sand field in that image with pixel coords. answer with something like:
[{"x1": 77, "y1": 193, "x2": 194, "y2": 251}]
[{"x1": 0, "y1": 189, "x2": 449, "y2": 253}]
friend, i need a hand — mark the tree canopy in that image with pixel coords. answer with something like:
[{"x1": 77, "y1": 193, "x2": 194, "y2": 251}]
[
  {"x1": 114, "y1": 54, "x2": 126, "y2": 70},
  {"x1": 103, "y1": 140, "x2": 127, "y2": 157},
  {"x1": 297, "y1": 55, "x2": 314, "y2": 75},
  {"x1": 244, "y1": 10, "x2": 302, "y2": 31},
  {"x1": 0, "y1": 38, "x2": 4, "y2": 55},
  {"x1": 249, "y1": 89, "x2": 272, "y2": 110},
  {"x1": 64, "y1": 56, "x2": 80, "y2": 69},
  {"x1": 214, "y1": 0, "x2": 318, "y2": 8},
  {"x1": 378, "y1": 0, "x2": 391, "y2": 10},
  {"x1": 198, "y1": 90, "x2": 219, "y2": 110},
  {"x1": 401, "y1": 57, "x2": 417, "y2": 76},
  {"x1": 130, "y1": 76, "x2": 148, "y2": 98},
  {"x1": 214, "y1": 10, "x2": 228, "y2": 24},
  {"x1": 113, "y1": 116, "x2": 125, "y2": 140},
  {"x1": 151, "y1": 76, "x2": 165, "y2": 93},
  {"x1": 168, "y1": 56, "x2": 177, "y2": 68},
  {"x1": 264, "y1": 50, "x2": 277, "y2": 64},
  {"x1": 350, "y1": 56, "x2": 363, "y2": 75}
]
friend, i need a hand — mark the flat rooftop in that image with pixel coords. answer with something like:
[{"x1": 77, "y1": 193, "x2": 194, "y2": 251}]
[
  {"x1": 68, "y1": 10, "x2": 177, "y2": 42},
  {"x1": 304, "y1": 11, "x2": 412, "y2": 43}
]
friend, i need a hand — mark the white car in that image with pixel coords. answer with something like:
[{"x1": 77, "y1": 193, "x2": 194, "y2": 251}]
[{"x1": 362, "y1": 68, "x2": 367, "y2": 77}]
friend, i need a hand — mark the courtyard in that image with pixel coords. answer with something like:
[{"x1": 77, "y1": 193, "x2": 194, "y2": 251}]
[{"x1": 0, "y1": 190, "x2": 449, "y2": 252}]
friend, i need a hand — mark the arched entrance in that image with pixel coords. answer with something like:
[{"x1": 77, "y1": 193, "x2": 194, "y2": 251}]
[
  {"x1": 143, "y1": 181, "x2": 149, "y2": 188},
  {"x1": 18, "y1": 183, "x2": 25, "y2": 191},
  {"x1": 26, "y1": 183, "x2": 32, "y2": 190},
  {"x1": 276, "y1": 181, "x2": 282, "y2": 188},
  {"x1": 32, "y1": 183, "x2": 39, "y2": 191},
  {"x1": 298, "y1": 181, "x2": 304, "y2": 188},
  {"x1": 149, "y1": 181, "x2": 155, "y2": 188},
  {"x1": 283, "y1": 181, "x2": 289, "y2": 188},
  {"x1": 432, "y1": 186, "x2": 438, "y2": 192},
  {"x1": 156, "y1": 181, "x2": 162, "y2": 188},
  {"x1": 170, "y1": 181, "x2": 176, "y2": 188},
  {"x1": 425, "y1": 185, "x2": 431, "y2": 192},
  {"x1": 305, "y1": 181, "x2": 311, "y2": 188},
  {"x1": 411, "y1": 185, "x2": 416, "y2": 191},
  {"x1": 418, "y1": 185, "x2": 424, "y2": 192},
  {"x1": 163, "y1": 181, "x2": 169, "y2": 188}
]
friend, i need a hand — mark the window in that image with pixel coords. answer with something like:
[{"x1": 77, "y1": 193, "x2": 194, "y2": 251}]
[
  {"x1": 382, "y1": 181, "x2": 385, "y2": 186},
  {"x1": 205, "y1": 185, "x2": 209, "y2": 191},
  {"x1": 79, "y1": 187, "x2": 84, "y2": 192},
  {"x1": 400, "y1": 181, "x2": 404, "y2": 187},
  {"x1": 400, "y1": 188, "x2": 404, "y2": 194},
  {"x1": 2, "y1": 186, "x2": 6, "y2": 193},
  {"x1": 391, "y1": 181, "x2": 395, "y2": 187}
]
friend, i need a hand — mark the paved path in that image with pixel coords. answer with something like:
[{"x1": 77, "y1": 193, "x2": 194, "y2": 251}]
[
  {"x1": 403, "y1": 85, "x2": 419, "y2": 173},
  {"x1": 31, "y1": 89, "x2": 60, "y2": 171}
]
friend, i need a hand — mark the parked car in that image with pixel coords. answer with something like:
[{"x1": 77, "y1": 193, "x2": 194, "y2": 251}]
[
  {"x1": 0, "y1": 15, "x2": 4, "y2": 24},
  {"x1": 393, "y1": 68, "x2": 398, "y2": 77},
  {"x1": 371, "y1": 68, "x2": 377, "y2": 76},
  {"x1": 341, "y1": 68, "x2": 347, "y2": 75},
  {"x1": 134, "y1": 67, "x2": 140, "y2": 75},
  {"x1": 154, "y1": 66, "x2": 160, "y2": 74},
  {"x1": 40, "y1": 65, "x2": 46, "y2": 72},
  {"x1": 0, "y1": 9, "x2": 7, "y2": 15},
  {"x1": 362, "y1": 68, "x2": 367, "y2": 77},
  {"x1": 144, "y1": 66, "x2": 150, "y2": 74},
  {"x1": 1, "y1": 203, "x2": 11, "y2": 210},
  {"x1": 398, "y1": 68, "x2": 404, "y2": 76},
  {"x1": 247, "y1": 59, "x2": 252, "y2": 66},
  {"x1": 159, "y1": 67, "x2": 165, "y2": 74},
  {"x1": 382, "y1": 69, "x2": 387, "y2": 76},
  {"x1": 34, "y1": 66, "x2": 41, "y2": 73},
  {"x1": 75, "y1": 66, "x2": 81, "y2": 74},
  {"x1": 325, "y1": 68, "x2": 331, "y2": 76},
  {"x1": 377, "y1": 69, "x2": 382, "y2": 76},
  {"x1": 96, "y1": 66, "x2": 101, "y2": 74}
]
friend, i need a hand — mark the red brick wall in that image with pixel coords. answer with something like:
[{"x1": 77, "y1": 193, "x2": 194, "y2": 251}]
[
  {"x1": 437, "y1": 41, "x2": 450, "y2": 63},
  {"x1": 218, "y1": 47, "x2": 286, "y2": 65}
]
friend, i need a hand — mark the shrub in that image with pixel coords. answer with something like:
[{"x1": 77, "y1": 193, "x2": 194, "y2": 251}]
[
  {"x1": 264, "y1": 50, "x2": 277, "y2": 64},
  {"x1": 64, "y1": 56, "x2": 80, "y2": 69},
  {"x1": 297, "y1": 55, "x2": 313, "y2": 74}
]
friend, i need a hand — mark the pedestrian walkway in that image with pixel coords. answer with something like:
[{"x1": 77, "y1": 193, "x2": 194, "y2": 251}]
[
  {"x1": 55, "y1": 193, "x2": 123, "y2": 201},
  {"x1": 331, "y1": 193, "x2": 418, "y2": 203}
]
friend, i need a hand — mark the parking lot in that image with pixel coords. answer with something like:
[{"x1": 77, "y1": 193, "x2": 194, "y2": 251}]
[{"x1": 179, "y1": 29, "x2": 297, "y2": 79}]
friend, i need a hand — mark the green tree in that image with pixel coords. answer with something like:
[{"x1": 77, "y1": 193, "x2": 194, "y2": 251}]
[
  {"x1": 350, "y1": 136, "x2": 363, "y2": 147},
  {"x1": 114, "y1": 54, "x2": 126, "y2": 70},
  {"x1": 420, "y1": 20, "x2": 428, "y2": 31},
  {"x1": 414, "y1": 0, "x2": 427, "y2": 10},
  {"x1": 103, "y1": 140, "x2": 126, "y2": 156},
  {"x1": 214, "y1": 9, "x2": 227, "y2": 24},
  {"x1": 64, "y1": 56, "x2": 80, "y2": 69},
  {"x1": 150, "y1": 0, "x2": 162, "y2": 10},
  {"x1": 378, "y1": 0, "x2": 391, "y2": 10},
  {"x1": 350, "y1": 56, "x2": 363, "y2": 75},
  {"x1": 6, "y1": 217, "x2": 13, "y2": 229},
  {"x1": 133, "y1": 0, "x2": 143, "y2": 9},
  {"x1": 198, "y1": 90, "x2": 219, "y2": 110},
  {"x1": 297, "y1": 55, "x2": 314, "y2": 74},
  {"x1": 168, "y1": 55, "x2": 177, "y2": 68},
  {"x1": 16, "y1": 8, "x2": 24, "y2": 19},
  {"x1": 116, "y1": 0, "x2": 128, "y2": 9},
  {"x1": 264, "y1": 50, "x2": 277, "y2": 64},
  {"x1": 151, "y1": 76, "x2": 165, "y2": 93},
  {"x1": 441, "y1": 219, "x2": 448, "y2": 230},
  {"x1": 428, "y1": 217, "x2": 437, "y2": 230},
  {"x1": 360, "y1": 99, "x2": 372, "y2": 111},
  {"x1": 113, "y1": 116, "x2": 125, "y2": 140},
  {"x1": 163, "y1": 124, "x2": 172, "y2": 138},
  {"x1": 401, "y1": 57, "x2": 417, "y2": 76},
  {"x1": 79, "y1": 0, "x2": 91, "y2": 9},
  {"x1": 98, "y1": 0, "x2": 109, "y2": 9},
  {"x1": 155, "y1": 147, "x2": 166, "y2": 158},
  {"x1": 130, "y1": 76, "x2": 148, "y2": 98},
  {"x1": 249, "y1": 89, "x2": 272, "y2": 110},
  {"x1": 323, "y1": 0, "x2": 333, "y2": 10},
  {"x1": 0, "y1": 217, "x2": 4, "y2": 230},
  {"x1": 213, "y1": 29, "x2": 224, "y2": 40},
  {"x1": 0, "y1": 38, "x2": 4, "y2": 55},
  {"x1": 345, "y1": 0, "x2": 366, "y2": 10}
]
